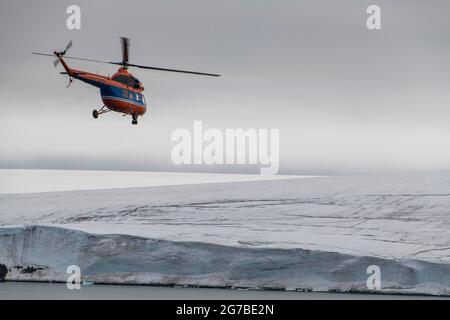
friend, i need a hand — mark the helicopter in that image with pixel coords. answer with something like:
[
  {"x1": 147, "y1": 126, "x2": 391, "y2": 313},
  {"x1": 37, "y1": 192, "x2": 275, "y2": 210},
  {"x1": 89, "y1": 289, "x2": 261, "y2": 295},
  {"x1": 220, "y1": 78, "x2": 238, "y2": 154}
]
[{"x1": 33, "y1": 38, "x2": 220, "y2": 125}]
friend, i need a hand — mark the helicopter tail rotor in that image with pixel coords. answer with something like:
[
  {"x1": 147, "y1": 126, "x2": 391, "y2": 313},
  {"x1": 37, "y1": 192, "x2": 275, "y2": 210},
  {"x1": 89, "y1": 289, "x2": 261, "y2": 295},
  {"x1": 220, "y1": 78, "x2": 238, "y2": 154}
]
[
  {"x1": 63, "y1": 40, "x2": 73, "y2": 54},
  {"x1": 53, "y1": 40, "x2": 73, "y2": 67}
]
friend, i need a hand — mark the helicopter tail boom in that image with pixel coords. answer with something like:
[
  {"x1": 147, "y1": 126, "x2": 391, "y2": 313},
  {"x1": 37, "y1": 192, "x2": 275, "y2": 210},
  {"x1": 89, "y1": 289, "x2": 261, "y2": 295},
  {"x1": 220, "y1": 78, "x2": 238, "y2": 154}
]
[
  {"x1": 53, "y1": 51, "x2": 77, "y2": 78},
  {"x1": 51, "y1": 51, "x2": 111, "y2": 89}
]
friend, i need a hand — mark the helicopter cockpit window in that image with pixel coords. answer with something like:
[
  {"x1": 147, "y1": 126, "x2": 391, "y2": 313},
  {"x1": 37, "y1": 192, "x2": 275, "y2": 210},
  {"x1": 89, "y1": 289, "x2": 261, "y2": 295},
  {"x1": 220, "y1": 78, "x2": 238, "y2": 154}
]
[{"x1": 113, "y1": 75, "x2": 139, "y2": 87}]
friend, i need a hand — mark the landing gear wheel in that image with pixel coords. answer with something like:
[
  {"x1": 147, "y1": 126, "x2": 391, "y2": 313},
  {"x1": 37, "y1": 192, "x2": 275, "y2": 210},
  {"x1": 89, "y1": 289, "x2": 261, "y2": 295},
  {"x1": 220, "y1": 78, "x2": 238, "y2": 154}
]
[
  {"x1": 92, "y1": 110, "x2": 99, "y2": 119},
  {"x1": 132, "y1": 119, "x2": 138, "y2": 125}
]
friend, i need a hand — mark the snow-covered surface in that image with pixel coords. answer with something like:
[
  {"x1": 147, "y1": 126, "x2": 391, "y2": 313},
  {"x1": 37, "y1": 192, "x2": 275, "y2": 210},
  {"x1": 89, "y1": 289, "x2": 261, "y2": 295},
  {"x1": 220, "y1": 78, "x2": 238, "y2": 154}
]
[
  {"x1": 0, "y1": 169, "x2": 303, "y2": 194},
  {"x1": 1, "y1": 170, "x2": 450, "y2": 295}
]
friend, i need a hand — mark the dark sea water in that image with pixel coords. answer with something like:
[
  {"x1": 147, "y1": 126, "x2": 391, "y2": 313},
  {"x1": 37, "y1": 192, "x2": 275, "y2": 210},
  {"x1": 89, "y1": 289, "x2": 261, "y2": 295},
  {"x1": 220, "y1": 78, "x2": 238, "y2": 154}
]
[{"x1": 0, "y1": 282, "x2": 445, "y2": 300}]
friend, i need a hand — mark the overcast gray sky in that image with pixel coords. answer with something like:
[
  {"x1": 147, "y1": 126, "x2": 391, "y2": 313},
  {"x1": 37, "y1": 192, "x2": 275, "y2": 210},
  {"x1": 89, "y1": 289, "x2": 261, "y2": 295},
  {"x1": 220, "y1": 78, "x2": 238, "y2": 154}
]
[{"x1": 1, "y1": 0, "x2": 450, "y2": 174}]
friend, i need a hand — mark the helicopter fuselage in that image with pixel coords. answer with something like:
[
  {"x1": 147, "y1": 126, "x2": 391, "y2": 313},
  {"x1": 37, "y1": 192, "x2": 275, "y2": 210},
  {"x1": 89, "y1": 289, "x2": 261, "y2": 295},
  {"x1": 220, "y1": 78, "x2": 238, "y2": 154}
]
[{"x1": 58, "y1": 54, "x2": 147, "y2": 118}]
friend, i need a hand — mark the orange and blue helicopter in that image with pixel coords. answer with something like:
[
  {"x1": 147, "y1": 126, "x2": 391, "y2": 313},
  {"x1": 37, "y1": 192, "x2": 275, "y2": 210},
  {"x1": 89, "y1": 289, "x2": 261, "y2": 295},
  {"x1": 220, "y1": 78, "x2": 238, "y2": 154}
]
[{"x1": 33, "y1": 38, "x2": 220, "y2": 125}]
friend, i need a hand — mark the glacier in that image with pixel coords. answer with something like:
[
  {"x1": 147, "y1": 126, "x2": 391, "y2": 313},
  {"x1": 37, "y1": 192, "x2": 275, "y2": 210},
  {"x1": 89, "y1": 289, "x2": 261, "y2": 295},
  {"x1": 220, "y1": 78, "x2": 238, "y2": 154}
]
[{"x1": 0, "y1": 171, "x2": 449, "y2": 296}]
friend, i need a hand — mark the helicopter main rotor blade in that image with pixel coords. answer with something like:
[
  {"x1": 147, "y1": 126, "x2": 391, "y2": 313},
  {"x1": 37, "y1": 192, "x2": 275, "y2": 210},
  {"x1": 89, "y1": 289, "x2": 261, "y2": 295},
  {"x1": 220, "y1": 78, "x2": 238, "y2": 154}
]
[
  {"x1": 121, "y1": 37, "x2": 129, "y2": 65},
  {"x1": 124, "y1": 63, "x2": 220, "y2": 77},
  {"x1": 32, "y1": 52, "x2": 116, "y2": 65},
  {"x1": 32, "y1": 53, "x2": 62, "y2": 67},
  {"x1": 32, "y1": 52, "x2": 56, "y2": 58},
  {"x1": 58, "y1": 55, "x2": 115, "y2": 64},
  {"x1": 33, "y1": 51, "x2": 221, "y2": 77}
]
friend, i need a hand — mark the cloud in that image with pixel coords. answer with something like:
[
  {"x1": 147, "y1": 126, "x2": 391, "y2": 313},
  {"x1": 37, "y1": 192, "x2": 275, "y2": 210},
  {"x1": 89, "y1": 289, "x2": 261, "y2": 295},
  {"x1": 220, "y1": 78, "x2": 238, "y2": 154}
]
[{"x1": 1, "y1": 0, "x2": 450, "y2": 173}]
